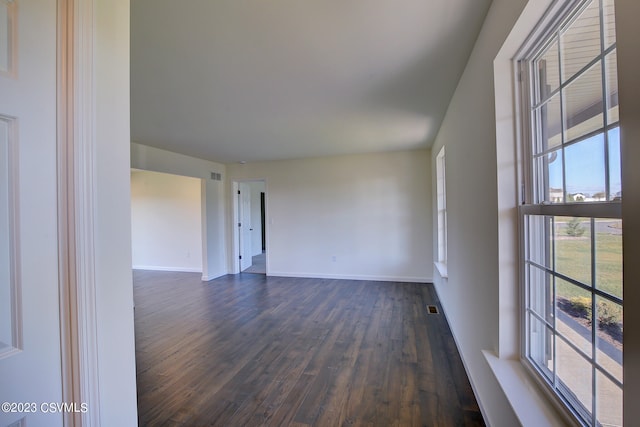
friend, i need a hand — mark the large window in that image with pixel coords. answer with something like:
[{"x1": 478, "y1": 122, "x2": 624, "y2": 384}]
[
  {"x1": 518, "y1": 0, "x2": 622, "y2": 425},
  {"x1": 435, "y1": 146, "x2": 447, "y2": 277}
]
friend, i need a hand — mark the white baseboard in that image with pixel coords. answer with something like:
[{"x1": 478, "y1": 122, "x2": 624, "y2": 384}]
[
  {"x1": 267, "y1": 271, "x2": 433, "y2": 284},
  {"x1": 201, "y1": 271, "x2": 228, "y2": 282},
  {"x1": 132, "y1": 265, "x2": 202, "y2": 273},
  {"x1": 134, "y1": 267, "x2": 431, "y2": 284}
]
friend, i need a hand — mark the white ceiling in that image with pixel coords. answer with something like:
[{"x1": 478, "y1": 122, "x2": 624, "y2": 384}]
[{"x1": 131, "y1": 0, "x2": 492, "y2": 164}]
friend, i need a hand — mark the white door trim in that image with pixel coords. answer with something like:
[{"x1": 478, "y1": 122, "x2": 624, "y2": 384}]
[
  {"x1": 231, "y1": 179, "x2": 268, "y2": 275},
  {"x1": 57, "y1": 0, "x2": 101, "y2": 425}
]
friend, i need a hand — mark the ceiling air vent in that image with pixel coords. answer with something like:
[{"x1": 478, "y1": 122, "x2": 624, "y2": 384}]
[{"x1": 210, "y1": 172, "x2": 222, "y2": 181}]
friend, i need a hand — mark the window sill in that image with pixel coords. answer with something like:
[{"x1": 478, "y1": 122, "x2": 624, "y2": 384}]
[
  {"x1": 434, "y1": 262, "x2": 448, "y2": 278},
  {"x1": 483, "y1": 350, "x2": 576, "y2": 427}
]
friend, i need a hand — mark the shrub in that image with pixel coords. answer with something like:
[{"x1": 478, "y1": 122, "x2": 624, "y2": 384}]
[
  {"x1": 597, "y1": 301, "x2": 619, "y2": 328},
  {"x1": 568, "y1": 296, "x2": 592, "y2": 319},
  {"x1": 567, "y1": 296, "x2": 621, "y2": 329},
  {"x1": 566, "y1": 217, "x2": 586, "y2": 237}
]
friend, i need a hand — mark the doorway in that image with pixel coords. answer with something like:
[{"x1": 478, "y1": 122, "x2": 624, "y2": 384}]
[{"x1": 234, "y1": 180, "x2": 267, "y2": 274}]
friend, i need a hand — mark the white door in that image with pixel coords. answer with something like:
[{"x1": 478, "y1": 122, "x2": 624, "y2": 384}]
[
  {"x1": 239, "y1": 183, "x2": 253, "y2": 271},
  {"x1": 0, "y1": 1, "x2": 64, "y2": 426}
]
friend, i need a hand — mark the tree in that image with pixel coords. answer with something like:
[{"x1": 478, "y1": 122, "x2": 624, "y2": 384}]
[{"x1": 566, "y1": 217, "x2": 586, "y2": 237}]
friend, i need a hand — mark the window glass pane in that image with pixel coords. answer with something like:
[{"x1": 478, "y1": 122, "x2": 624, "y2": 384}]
[
  {"x1": 556, "y1": 279, "x2": 593, "y2": 356},
  {"x1": 555, "y1": 216, "x2": 591, "y2": 285},
  {"x1": 437, "y1": 211, "x2": 446, "y2": 263},
  {"x1": 603, "y1": 0, "x2": 617, "y2": 49},
  {"x1": 534, "y1": 94, "x2": 562, "y2": 153},
  {"x1": 565, "y1": 135, "x2": 605, "y2": 202},
  {"x1": 595, "y1": 219, "x2": 622, "y2": 299},
  {"x1": 534, "y1": 149, "x2": 563, "y2": 204},
  {"x1": 608, "y1": 128, "x2": 621, "y2": 200},
  {"x1": 527, "y1": 215, "x2": 554, "y2": 268},
  {"x1": 563, "y1": 63, "x2": 604, "y2": 142},
  {"x1": 605, "y1": 51, "x2": 619, "y2": 125},
  {"x1": 560, "y1": 0, "x2": 601, "y2": 82},
  {"x1": 597, "y1": 371, "x2": 622, "y2": 427},
  {"x1": 529, "y1": 266, "x2": 554, "y2": 324},
  {"x1": 595, "y1": 296, "x2": 622, "y2": 383},
  {"x1": 528, "y1": 314, "x2": 554, "y2": 381},
  {"x1": 557, "y1": 337, "x2": 593, "y2": 421},
  {"x1": 536, "y1": 39, "x2": 560, "y2": 102}
]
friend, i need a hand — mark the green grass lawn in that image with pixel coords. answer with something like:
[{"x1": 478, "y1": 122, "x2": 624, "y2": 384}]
[{"x1": 554, "y1": 219, "x2": 623, "y2": 324}]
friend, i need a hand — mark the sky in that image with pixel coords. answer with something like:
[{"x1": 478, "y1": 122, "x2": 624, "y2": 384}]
[{"x1": 547, "y1": 126, "x2": 621, "y2": 197}]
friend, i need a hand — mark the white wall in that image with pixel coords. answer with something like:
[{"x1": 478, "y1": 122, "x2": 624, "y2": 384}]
[
  {"x1": 228, "y1": 150, "x2": 432, "y2": 282},
  {"x1": 130, "y1": 146, "x2": 432, "y2": 283},
  {"x1": 131, "y1": 170, "x2": 203, "y2": 272},
  {"x1": 94, "y1": 0, "x2": 138, "y2": 424},
  {"x1": 429, "y1": 0, "x2": 528, "y2": 425},
  {"x1": 130, "y1": 143, "x2": 227, "y2": 280}
]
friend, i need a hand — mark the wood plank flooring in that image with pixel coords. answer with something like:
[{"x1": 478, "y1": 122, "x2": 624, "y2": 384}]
[{"x1": 134, "y1": 270, "x2": 485, "y2": 427}]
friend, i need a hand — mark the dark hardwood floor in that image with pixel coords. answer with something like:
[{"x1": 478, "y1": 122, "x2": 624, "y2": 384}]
[{"x1": 134, "y1": 270, "x2": 484, "y2": 427}]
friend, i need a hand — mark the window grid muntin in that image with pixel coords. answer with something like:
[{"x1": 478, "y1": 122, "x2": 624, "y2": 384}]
[
  {"x1": 532, "y1": 43, "x2": 616, "y2": 111},
  {"x1": 523, "y1": 212, "x2": 623, "y2": 425},
  {"x1": 532, "y1": 121, "x2": 619, "y2": 160},
  {"x1": 526, "y1": 259, "x2": 622, "y2": 306},
  {"x1": 526, "y1": 331, "x2": 598, "y2": 426},
  {"x1": 529, "y1": 2, "x2": 618, "y2": 206},
  {"x1": 523, "y1": 222, "x2": 623, "y2": 425},
  {"x1": 518, "y1": 1, "x2": 624, "y2": 422},
  {"x1": 525, "y1": 0, "x2": 621, "y2": 408},
  {"x1": 525, "y1": 215, "x2": 623, "y2": 304}
]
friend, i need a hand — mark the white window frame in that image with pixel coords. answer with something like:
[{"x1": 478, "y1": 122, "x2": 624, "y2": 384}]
[
  {"x1": 517, "y1": 0, "x2": 623, "y2": 425},
  {"x1": 435, "y1": 146, "x2": 447, "y2": 278}
]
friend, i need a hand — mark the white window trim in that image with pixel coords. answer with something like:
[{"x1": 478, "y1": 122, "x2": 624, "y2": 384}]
[
  {"x1": 519, "y1": 0, "x2": 623, "y2": 424},
  {"x1": 491, "y1": 0, "x2": 595, "y2": 426},
  {"x1": 484, "y1": 350, "x2": 574, "y2": 427},
  {"x1": 435, "y1": 146, "x2": 448, "y2": 278},
  {"x1": 492, "y1": 0, "x2": 640, "y2": 423},
  {"x1": 491, "y1": 0, "x2": 624, "y2": 426}
]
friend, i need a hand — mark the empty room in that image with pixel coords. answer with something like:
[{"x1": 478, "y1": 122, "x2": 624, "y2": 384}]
[{"x1": 0, "y1": 1, "x2": 637, "y2": 427}]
